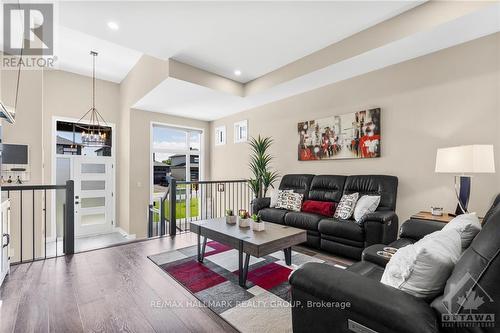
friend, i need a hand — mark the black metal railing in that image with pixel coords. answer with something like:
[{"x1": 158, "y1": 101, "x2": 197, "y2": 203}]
[
  {"x1": 2, "y1": 180, "x2": 74, "y2": 264},
  {"x1": 148, "y1": 177, "x2": 253, "y2": 238}
]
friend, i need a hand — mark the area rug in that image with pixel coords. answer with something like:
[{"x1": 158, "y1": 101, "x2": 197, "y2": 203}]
[{"x1": 149, "y1": 241, "x2": 349, "y2": 333}]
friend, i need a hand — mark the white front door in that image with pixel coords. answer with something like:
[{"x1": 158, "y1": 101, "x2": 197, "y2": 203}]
[{"x1": 73, "y1": 157, "x2": 114, "y2": 237}]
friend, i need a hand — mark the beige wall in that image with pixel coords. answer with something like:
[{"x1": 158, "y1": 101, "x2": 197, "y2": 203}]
[
  {"x1": 43, "y1": 70, "x2": 121, "y2": 182},
  {"x1": 1, "y1": 68, "x2": 121, "y2": 184},
  {"x1": 2, "y1": 54, "x2": 210, "y2": 242},
  {"x1": 118, "y1": 55, "x2": 169, "y2": 234},
  {"x1": 1, "y1": 68, "x2": 44, "y2": 261},
  {"x1": 128, "y1": 109, "x2": 210, "y2": 237},
  {"x1": 211, "y1": 33, "x2": 500, "y2": 223},
  {"x1": 0, "y1": 68, "x2": 120, "y2": 259},
  {"x1": 117, "y1": 54, "x2": 213, "y2": 238}
]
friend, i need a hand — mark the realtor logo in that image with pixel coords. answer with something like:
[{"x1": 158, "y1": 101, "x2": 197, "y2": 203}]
[
  {"x1": 441, "y1": 272, "x2": 495, "y2": 328},
  {"x1": 3, "y1": 3, "x2": 53, "y2": 56}
]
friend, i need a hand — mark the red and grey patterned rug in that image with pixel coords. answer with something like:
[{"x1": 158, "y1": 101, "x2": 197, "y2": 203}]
[{"x1": 149, "y1": 241, "x2": 348, "y2": 333}]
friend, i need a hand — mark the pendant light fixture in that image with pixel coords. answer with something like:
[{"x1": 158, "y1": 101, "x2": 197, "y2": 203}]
[{"x1": 74, "y1": 51, "x2": 109, "y2": 147}]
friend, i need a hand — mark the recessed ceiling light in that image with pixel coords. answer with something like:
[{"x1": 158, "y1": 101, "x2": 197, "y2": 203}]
[
  {"x1": 107, "y1": 21, "x2": 119, "y2": 30},
  {"x1": 234, "y1": 70, "x2": 242, "y2": 76}
]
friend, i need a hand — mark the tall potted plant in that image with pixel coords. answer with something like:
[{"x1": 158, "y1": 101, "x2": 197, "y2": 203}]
[{"x1": 248, "y1": 135, "x2": 279, "y2": 199}]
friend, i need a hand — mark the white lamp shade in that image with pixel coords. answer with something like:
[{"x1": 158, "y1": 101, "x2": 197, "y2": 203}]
[{"x1": 435, "y1": 145, "x2": 495, "y2": 174}]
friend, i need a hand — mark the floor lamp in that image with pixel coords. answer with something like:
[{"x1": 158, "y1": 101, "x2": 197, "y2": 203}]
[{"x1": 435, "y1": 145, "x2": 495, "y2": 215}]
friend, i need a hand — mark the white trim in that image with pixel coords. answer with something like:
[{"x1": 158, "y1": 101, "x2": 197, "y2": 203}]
[{"x1": 51, "y1": 116, "x2": 117, "y2": 241}]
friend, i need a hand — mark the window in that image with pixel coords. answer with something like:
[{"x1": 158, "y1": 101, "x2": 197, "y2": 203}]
[
  {"x1": 215, "y1": 126, "x2": 226, "y2": 146},
  {"x1": 234, "y1": 120, "x2": 248, "y2": 143},
  {"x1": 151, "y1": 125, "x2": 202, "y2": 195}
]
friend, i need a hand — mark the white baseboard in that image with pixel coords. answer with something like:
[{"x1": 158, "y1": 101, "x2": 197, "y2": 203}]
[{"x1": 114, "y1": 227, "x2": 136, "y2": 240}]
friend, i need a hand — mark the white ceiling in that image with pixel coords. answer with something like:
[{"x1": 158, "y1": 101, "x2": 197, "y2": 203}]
[
  {"x1": 53, "y1": 27, "x2": 142, "y2": 83},
  {"x1": 133, "y1": 3, "x2": 500, "y2": 121},
  {"x1": 58, "y1": 1, "x2": 422, "y2": 83}
]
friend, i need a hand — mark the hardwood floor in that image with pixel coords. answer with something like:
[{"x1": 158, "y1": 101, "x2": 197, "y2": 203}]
[{"x1": 0, "y1": 233, "x2": 237, "y2": 333}]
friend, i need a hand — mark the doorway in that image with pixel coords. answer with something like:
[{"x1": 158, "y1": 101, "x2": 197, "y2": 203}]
[
  {"x1": 73, "y1": 157, "x2": 113, "y2": 236},
  {"x1": 150, "y1": 123, "x2": 203, "y2": 230},
  {"x1": 51, "y1": 118, "x2": 123, "y2": 253}
]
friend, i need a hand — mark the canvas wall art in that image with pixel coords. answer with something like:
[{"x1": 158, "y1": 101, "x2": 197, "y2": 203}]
[{"x1": 298, "y1": 108, "x2": 381, "y2": 161}]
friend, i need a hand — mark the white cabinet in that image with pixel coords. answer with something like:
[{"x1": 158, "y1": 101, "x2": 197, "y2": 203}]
[{"x1": 0, "y1": 199, "x2": 11, "y2": 287}]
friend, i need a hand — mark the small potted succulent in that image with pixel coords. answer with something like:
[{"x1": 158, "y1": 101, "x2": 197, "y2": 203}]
[
  {"x1": 237, "y1": 209, "x2": 251, "y2": 228},
  {"x1": 250, "y1": 213, "x2": 265, "y2": 231},
  {"x1": 226, "y1": 209, "x2": 236, "y2": 224}
]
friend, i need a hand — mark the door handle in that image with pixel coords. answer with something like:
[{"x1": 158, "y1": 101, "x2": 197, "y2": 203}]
[
  {"x1": 75, "y1": 201, "x2": 79, "y2": 205},
  {"x1": 2, "y1": 233, "x2": 9, "y2": 248}
]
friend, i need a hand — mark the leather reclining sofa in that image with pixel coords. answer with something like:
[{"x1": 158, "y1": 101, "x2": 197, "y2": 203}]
[
  {"x1": 252, "y1": 174, "x2": 399, "y2": 260},
  {"x1": 289, "y1": 194, "x2": 500, "y2": 333}
]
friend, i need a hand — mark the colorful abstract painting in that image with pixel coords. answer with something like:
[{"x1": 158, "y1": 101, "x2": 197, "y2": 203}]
[{"x1": 298, "y1": 108, "x2": 381, "y2": 161}]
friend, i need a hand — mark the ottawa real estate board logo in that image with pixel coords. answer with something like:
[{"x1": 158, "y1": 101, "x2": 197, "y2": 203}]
[
  {"x1": 2, "y1": 3, "x2": 55, "y2": 68},
  {"x1": 441, "y1": 272, "x2": 495, "y2": 328}
]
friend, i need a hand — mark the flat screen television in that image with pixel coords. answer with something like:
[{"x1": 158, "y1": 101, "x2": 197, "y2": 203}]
[{"x1": 2, "y1": 144, "x2": 28, "y2": 164}]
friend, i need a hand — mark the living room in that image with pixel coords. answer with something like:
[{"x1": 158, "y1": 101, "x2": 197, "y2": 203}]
[{"x1": 0, "y1": 1, "x2": 499, "y2": 332}]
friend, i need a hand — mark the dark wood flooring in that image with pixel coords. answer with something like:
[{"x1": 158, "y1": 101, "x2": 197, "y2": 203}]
[
  {"x1": 0, "y1": 233, "x2": 237, "y2": 333},
  {"x1": 0, "y1": 233, "x2": 355, "y2": 333}
]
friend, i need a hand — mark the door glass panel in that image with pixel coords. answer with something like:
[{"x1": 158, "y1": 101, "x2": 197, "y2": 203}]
[
  {"x1": 81, "y1": 180, "x2": 105, "y2": 191},
  {"x1": 81, "y1": 163, "x2": 105, "y2": 173},
  {"x1": 81, "y1": 213, "x2": 106, "y2": 225},
  {"x1": 81, "y1": 197, "x2": 105, "y2": 208}
]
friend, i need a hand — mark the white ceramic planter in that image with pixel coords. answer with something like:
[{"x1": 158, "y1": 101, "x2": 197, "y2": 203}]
[
  {"x1": 251, "y1": 221, "x2": 265, "y2": 231},
  {"x1": 238, "y1": 217, "x2": 251, "y2": 228},
  {"x1": 226, "y1": 216, "x2": 237, "y2": 224}
]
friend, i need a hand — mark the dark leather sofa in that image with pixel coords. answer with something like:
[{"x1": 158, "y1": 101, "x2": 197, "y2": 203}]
[
  {"x1": 252, "y1": 174, "x2": 399, "y2": 260},
  {"x1": 289, "y1": 194, "x2": 500, "y2": 333}
]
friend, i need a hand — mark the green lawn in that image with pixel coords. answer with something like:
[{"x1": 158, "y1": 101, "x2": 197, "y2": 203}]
[{"x1": 153, "y1": 197, "x2": 199, "y2": 222}]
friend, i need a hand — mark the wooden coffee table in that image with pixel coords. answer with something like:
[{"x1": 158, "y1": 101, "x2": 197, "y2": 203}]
[{"x1": 190, "y1": 218, "x2": 307, "y2": 287}]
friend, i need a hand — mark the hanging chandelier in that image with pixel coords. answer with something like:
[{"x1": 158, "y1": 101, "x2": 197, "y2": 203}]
[{"x1": 75, "y1": 51, "x2": 109, "y2": 147}]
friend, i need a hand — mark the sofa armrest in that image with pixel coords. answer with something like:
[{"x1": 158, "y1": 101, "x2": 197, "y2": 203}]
[
  {"x1": 399, "y1": 218, "x2": 445, "y2": 241},
  {"x1": 361, "y1": 211, "x2": 399, "y2": 245},
  {"x1": 289, "y1": 262, "x2": 439, "y2": 333},
  {"x1": 251, "y1": 197, "x2": 271, "y2": 214},
  {"x1": 359, "y1": 210, "x2": 397, "y2": 225}
]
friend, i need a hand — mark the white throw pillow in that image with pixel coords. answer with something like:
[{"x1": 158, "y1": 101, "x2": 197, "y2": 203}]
[
  {"x1": 276, "y1": 191, "x2": 303, "y2": 212},
  {"x1": 381, "y1": 228, "x2": 462, "y2": 300},
  {"x1": 334, "y1": 193, "x2": 359, "y2": 220},
  {"x1": 442, "y1": 213, "x2": 481, "y2": 249},
  {"x1": 353, "y1": 195, "x2": 381, "y2": 223}
]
